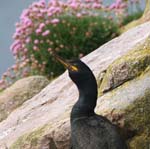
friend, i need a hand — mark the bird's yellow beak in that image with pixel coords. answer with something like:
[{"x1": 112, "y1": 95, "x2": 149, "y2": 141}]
[{"x1": 52, "y1": 51, "x2": 78, "y2": 72}]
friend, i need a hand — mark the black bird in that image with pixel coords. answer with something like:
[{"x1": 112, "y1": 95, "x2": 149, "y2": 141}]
[{"x1": 53, "y1": 53, "x2": 128, "y2": 149}]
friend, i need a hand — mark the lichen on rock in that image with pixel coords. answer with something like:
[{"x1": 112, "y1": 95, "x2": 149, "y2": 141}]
[
  {"x1": 10, "y1": 125, "x2": 46, "y2": 149},
  {"x1": 96, "y1": 68, "x2": 150, "y2": 148},
  {"x1": 10, "y1": 117, "x2": 71, "y2": 149},
  {"x1": 124, "y1": 90, "x2": 150, "y2": 149},
  {"x1": 99, "y1": 37, "x2": 150, "y2": 95}
]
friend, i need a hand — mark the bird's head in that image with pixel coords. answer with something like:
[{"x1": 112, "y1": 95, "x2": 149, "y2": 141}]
[{"x1": 52, "y1": 52, "x2": 92, "y2": 85}]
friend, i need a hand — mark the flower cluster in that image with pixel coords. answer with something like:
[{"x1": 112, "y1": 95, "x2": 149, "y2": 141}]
[
  {"x1": 0, "y1": 0, "x2": 141, "y2": 90},
  {"x1": 10, "y1": 0, "x2": 130, "y2": 57}
]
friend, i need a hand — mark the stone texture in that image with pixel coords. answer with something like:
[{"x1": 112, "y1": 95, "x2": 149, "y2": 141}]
[
  {"x1": 97, "y1": 67, "x2": 150, "y2": 115},
  {"x1": 0, "y1": 22, "x2": 150, "y2": 149},
  {"x1": 0, "y1": 76, "x2": 49, "y2": 122},
  {"x1": 99, "y1": 38, "x2": 150, "y2": 94},
  {"x1": 125, "y1": 90, "x2": 150, "y2": 149}
]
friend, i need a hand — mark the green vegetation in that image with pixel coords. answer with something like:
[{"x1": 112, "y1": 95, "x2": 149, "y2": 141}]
[
  {"x1": 122, "y1": 10, "x2": 143, "y2": 26},
  {"x1": 29, "y1": 15, "x2": 119, "y2": 77}
]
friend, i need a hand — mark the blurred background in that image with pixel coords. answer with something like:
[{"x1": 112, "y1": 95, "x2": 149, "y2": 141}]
[
  {"x1": 0, "y1": 0, "x2": 35, "y2": 77},
  {"x1": 0, "y1": 0, "x2": 145, "y2": 77},
  {"x1": 0, "y1": 0, "x2": 147, "y2": 90}
]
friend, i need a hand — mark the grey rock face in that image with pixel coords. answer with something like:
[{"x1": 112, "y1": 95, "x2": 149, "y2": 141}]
[
  {"x1": 0, "y1": 22, "x2": 150, "y2": 149},
  {"x1": 0, "y1": 76, "x2": 49, "y2": 122},
  {"x1": 99, "y1": 38, "x2": 150, "y2": 94}
]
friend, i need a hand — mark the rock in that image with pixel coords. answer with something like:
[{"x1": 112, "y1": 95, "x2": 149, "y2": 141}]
[
  {"x1": 125, "y1": 90, "x2": 150, "y2": 149},
  {"x1": 0, "y1": 22, "x2": 150, "y2": 149},
  {"x1": 97, "y1": 69, "x2": 150, "y2": 148},
  {"x1": 0, "y1": 76, "x2": 49, "y2": 122},
  {"x1": 99, "y1": 37, "x2": 150, "y2": 94},
  {"x1": 97, "y1": 66, "x2": 150, "y2": 120}
]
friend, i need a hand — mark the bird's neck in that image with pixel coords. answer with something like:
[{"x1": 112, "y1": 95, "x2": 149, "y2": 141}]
[{"x1": 71, "y1": 77, "x2": 97, "y2": 120}]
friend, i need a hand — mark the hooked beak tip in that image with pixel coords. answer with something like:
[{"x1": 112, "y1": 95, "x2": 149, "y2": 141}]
[{"x1": 51, "y1": 51, "x2": 78, "y2": 72}]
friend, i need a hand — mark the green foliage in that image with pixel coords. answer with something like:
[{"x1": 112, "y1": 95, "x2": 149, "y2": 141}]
[
  {"x1": 122, "y1": 10, "x2": 143, "y2": 26},
  {"x1": 28, "y1": 15, "x2": 119, "y2": 77},
  {"x1": 1, "y1": 0, "x2": 145, "y2": 90}
]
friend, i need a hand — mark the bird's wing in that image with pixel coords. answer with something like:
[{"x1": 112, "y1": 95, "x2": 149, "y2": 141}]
[{"x1": 71, "y1": 116, "x2": 127, "y2": 149}]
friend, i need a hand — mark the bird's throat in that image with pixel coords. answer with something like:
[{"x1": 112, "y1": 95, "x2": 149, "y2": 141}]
[{"x1": 71, "y1": 78, "x2": 97, "y2": 120}]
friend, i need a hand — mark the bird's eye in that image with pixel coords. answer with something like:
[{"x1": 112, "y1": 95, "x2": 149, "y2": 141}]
[{"x1": 69, "y1": 65, "x2": 79, "y2": 72}]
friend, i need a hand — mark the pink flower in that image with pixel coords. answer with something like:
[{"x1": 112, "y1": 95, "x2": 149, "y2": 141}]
[
  {"x1": 36, "y1": 28, "x2": 42, "y2": 34},
  {"x1": 85, "y1": 0, "x2": 91, "y2": 2},
  {"x1": 15, "y1": 22, "x2": 20, "y2": 27},
  {"x1": 24, "y1": 48, "x2": 28, "y2": 53},
  {"x1": 47, "y1": 12, "x2": 53, "y2": 17},
  {"x1": 48, "y1": 7, "x2": 55, "y2": 14},
  {"x1": 37, "y1": 13, "x2": 43, "y2": 18},
  {"x1": 0, "y1": 80, "x2": 4, "y2": 85},
  {"x1": 48, "y1": 48, "x2": 52, "y2": 52},
  {"x1": 20, "y1": 9, "x2": 29, "y2": 20},
  {"x1": 32, "y1": 0, "x2": 45, "y2": 8},
  {"x1": 10, "y1": 40, "x2": 21, "y2": 52},
  {"x1": 16, "y1": 28, "x2": 22, "y2": 34},
  {"x1": 51, "y1": 18, "x2": 60, "y2": 24},
  {"x1": 40, "y1": 9, "x2": 47, "y2": 14},
  {"x1": 54, "y1": 7, "x2": 62, "y2": 13},
  {"x1": 120, "y1": 3, "x2": 127, "y2": 9},
  {"x1": 39, "y1": 0, "x2": 46, "y2": 6},
  {"x1": 12, "y1": 32, "x2": 19, "y2": 39},
  {"x1": 42, "y1": 30, "x2": 50, "y2": 36},
  {"x1": 50, "y1": 0, "x2": 59, "y2": 6},
  {"x1": 46, "y1": 20, "x2": 50, "y2": 24},
  {"x1": 116, "y1": 0, "x2": 122, "y2": 5},
  {"x1": 32, "y1": 7, "x2": 39, "y2": 13},
  {"x1": 12, "y1": 45, "x2": 21, "y2": 55},
  {"x1": 33, "y1": 46, "x2": 38, "y2": 51},
  {"x1": 24, "y1": 18, "x2": 32, "y2": 26},
  {"x1": 39, "y1": 23, "x2": 45, "y2": 29},
  {"x1": 12, "y1": 64, "x2": 18, "y2": 71},
  {"x1": 109, "y1": 3, "x2": 116, "y2": 10},
  {"x1": 92, "y1": 3, "x2": 101, "y2": 9},
  {"x1": 25, "y1": 37, "x2": 31, "y2": 43},
  {"x1": 113, "y1": 0, "x2": 124, "y2": 9},
  {"x1": 70, "y1": 2, "x2": 79, "y2": 10},
  {"x1": 76, "y1": 13, "x2": 82, "y2": 18},
  {"x1": 34, "y1": 39, "x2": 39, "y2": 44}
]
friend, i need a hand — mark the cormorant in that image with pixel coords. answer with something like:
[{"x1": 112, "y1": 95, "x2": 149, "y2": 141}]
[{"x1": 53, "y1": 52, "x2": 128, "y2": 149}]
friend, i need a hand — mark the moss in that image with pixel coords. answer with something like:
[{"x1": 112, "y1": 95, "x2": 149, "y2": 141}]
[
  {"x1": 10, "y1": 112, "x2": 69, "y2": 149},
  {"x1": 124, "y1": 90, "x2": 150, "y2": 148},
  {"x1": 143, "y1": 0, "x2": 150, "y2": 15},
  {"x1": 121, "y1": 19, "x2": 141, "y2": 33},
  {"x1": 129, "y1": 134, "x2": 150, "y2": 149},
  {"x1": 10, "y1": 125, "x2": 48, "y2": 149},
  {"x1": 98, "y1": 37, "x2": 150, "y2": 95}
]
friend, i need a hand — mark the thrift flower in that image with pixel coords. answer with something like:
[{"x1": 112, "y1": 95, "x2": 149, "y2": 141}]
[
  {"x1": 51, "y1": 18, "x2": 60, "y2": 24},
  {"x1": 42, "y1": 30, "x2": 50, "y2": 36},
  {"x1": 36, "y1": 28, "x2": 42, "y2": 34},
  {"x1": 34, "y1": 39, "x2": 39, "y2": 44}
]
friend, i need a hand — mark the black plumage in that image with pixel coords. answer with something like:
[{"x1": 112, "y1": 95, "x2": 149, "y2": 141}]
[{"x1": 52, "y1": 53, "x2": 127, "y2": 149}]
